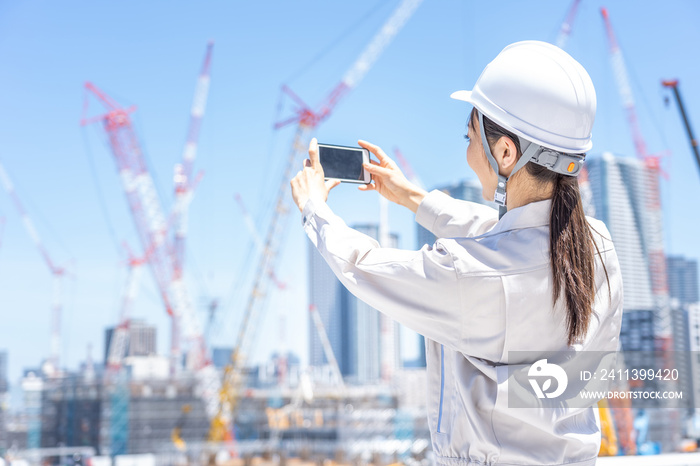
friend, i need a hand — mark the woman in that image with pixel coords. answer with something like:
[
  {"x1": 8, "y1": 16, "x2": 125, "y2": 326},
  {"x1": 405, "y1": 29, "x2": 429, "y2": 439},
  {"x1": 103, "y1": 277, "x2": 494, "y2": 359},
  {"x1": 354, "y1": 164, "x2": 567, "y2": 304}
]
[{"x1": 291, "y1": 41, "x2": 622, "y2": 465}]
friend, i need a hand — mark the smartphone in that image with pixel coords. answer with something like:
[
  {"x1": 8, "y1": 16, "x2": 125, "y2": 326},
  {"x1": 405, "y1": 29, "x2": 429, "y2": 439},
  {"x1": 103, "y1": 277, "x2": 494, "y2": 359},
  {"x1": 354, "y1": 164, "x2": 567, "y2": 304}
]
[{"x1": 318, "y1": 143, "x2": 371, "y2": 184}]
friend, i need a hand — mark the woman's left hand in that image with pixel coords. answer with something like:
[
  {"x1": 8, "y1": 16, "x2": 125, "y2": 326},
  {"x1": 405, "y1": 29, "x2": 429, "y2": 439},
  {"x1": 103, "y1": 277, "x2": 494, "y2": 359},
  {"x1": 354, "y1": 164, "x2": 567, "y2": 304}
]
[{"x1": 291, "y1": 138, "x2": 341, "y2": 212}]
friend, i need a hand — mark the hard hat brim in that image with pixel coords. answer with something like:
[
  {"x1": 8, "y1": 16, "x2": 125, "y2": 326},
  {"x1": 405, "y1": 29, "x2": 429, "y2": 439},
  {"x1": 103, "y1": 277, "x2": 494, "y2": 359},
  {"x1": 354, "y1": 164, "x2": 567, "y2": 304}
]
[
  {"x1": 450, "y1": 90, "x2": 473, "y2": 103},
  {"x1": 450, "y1": 88, "x2": 593, "y2": 154}
]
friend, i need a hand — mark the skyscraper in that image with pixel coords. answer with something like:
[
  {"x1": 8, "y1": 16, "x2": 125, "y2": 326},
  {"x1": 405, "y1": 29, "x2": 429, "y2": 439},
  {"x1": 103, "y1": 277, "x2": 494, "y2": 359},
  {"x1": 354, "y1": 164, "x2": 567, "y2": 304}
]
[
  {"x1": 308, "y1": 243, "x2": 345, "y2": 371},
  {"x1": 667, "y1": 256, "x2": 700, "y2": 414},
  {"x1": 667, "y1": 255, "x2": 699, "y2": 306},
  {"x1": 586, "y1": 153, "x2": 656, "y2": 314},
  {"x1": 587, "y1": 152, "x2": 680, "y2": 448}
]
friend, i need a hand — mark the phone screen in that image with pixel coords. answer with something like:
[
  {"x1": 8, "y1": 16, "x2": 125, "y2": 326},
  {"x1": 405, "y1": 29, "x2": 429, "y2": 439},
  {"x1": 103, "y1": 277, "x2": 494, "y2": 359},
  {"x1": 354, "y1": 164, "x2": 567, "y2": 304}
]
[{"x1": 318, "y1": 145, "x2": 367, "y2": 182}]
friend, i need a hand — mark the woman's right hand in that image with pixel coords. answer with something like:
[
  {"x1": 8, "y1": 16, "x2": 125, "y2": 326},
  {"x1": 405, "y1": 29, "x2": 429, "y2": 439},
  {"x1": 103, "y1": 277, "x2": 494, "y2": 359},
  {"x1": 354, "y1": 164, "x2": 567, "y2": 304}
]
[{"x1": 358, "y1": 140, "x2": 428, "y2": 213}]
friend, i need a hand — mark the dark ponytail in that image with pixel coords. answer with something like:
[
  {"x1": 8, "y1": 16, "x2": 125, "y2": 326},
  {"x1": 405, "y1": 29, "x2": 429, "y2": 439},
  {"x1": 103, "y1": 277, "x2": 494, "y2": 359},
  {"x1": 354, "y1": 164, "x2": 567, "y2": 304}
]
[{"x1": 472, "y1": 109, "x2": 608, "y2": 346}]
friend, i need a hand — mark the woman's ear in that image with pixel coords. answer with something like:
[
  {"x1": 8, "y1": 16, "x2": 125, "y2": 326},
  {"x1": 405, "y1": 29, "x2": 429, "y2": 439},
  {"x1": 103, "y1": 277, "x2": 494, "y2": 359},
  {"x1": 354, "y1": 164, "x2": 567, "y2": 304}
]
[{"x1": 496, "y1": 136, "x2": 519, "y2": 176}]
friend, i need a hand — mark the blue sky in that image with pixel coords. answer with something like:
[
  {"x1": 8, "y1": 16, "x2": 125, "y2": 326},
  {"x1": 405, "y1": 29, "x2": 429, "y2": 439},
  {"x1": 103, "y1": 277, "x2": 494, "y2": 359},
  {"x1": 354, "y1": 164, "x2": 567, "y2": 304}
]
[{"x1": 0, "y1": 0, "x2": 698, "y2": 395}]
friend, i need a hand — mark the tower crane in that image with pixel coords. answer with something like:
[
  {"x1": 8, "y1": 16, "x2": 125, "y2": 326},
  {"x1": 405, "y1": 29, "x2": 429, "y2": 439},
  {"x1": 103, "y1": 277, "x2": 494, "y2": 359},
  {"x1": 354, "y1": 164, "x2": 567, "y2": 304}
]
[
  {"x1": 81, "y1": 44, "x2": 213, "y2": 376},
  {"x1": 208, "y1": 0, "x2": 424, "y2": 444},
  {"x1": 555, "y1": 0, "x2": 582, "y2": 50},
  {"x1": 601, "y1": 8, "x2": 676, "y2": 450},
  {"x1": 601, "y1": 7, "x2": 670, "y2": 347},
  {"x1": 81, "y1": 82, "x2": 183, "y2": 368},
  {"x1": 662, "y1": 79, "x2": 700, "y2": 180},
  {"x1": 0, "y1": 160, "x2": 66, "y2": 375}
]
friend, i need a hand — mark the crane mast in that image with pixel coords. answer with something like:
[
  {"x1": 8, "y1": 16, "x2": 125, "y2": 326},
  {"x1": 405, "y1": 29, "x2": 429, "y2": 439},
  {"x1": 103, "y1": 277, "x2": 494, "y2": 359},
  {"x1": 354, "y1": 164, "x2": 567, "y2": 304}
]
[
  {"x1": 0, "y1": 161, "x2": 65, "y2": 374},
  {"x1": 210, "y1": 0, "x2": 424, "y2": 443},
  {"x1": 601, "y1": 7, "x2": 670, "y2": 345},
  {"x1": 81, "y1": 82, "x2": 184, "y2": 368}
]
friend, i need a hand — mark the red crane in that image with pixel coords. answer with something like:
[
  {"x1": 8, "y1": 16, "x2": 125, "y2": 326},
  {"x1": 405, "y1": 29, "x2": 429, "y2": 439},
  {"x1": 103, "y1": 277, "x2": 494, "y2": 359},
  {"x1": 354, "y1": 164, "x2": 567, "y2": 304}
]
[
  {"x1": 210, "y1": 0, "x2": 425, "y2": 443},
  {"x1": 81, "y1": 44, "x2": 215, "y2": 378},
  {"x1": 81, "y1": 82, "x2": 185, "y2": 368},
  {"x1": 173, "y1": 41, "x2": 213, "y2": 284},
  {"x1": 0, "y1": 161, "x2": 66, "y2": 375},
  {"x1": 601, "y1": 7, "x2": 670, "y2": 343},
  {"x1": 555, "y1": 0, "x2": 582, "y2": 49}
]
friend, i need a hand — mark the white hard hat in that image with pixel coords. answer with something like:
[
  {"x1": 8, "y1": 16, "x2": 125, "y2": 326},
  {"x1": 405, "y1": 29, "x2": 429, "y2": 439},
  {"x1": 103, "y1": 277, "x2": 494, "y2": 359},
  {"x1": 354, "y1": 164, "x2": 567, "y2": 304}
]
[{"x1": 451, "y1": 40, "x2": 596, "y2": 153}]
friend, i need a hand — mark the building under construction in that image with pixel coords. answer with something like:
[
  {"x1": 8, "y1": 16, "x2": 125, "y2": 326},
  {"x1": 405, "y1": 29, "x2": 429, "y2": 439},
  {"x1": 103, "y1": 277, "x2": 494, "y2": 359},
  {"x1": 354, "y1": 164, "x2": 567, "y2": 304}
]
[{"x1": 13, "y1": 362, "x2": 431, "y2": 464}]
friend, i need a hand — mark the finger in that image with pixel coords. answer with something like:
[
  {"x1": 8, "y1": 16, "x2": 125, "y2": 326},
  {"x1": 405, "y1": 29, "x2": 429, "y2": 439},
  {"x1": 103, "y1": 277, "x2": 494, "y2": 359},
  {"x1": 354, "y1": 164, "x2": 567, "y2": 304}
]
[
  {"x1": 308, "y1": 138, "x2": 320, "y2": 168},
  {"x1": 325, "y1": 179, "x2": 341, "y2": 191},
  {"x1": 363, "y1": 162, "x2": 392, "y2": 177},
  {"x1": 358, "y1": 140, "x2": 392, "y2": 165},
  {"x1": 358, "y1": 183, "x2": 376, "y2": 191}
]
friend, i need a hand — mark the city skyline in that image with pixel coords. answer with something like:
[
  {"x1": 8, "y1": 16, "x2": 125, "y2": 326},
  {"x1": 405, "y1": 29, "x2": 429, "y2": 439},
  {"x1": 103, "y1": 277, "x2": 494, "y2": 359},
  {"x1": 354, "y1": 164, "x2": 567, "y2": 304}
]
[{"x1": 0, "y1": 0, "x2": 699, "y2": 393}]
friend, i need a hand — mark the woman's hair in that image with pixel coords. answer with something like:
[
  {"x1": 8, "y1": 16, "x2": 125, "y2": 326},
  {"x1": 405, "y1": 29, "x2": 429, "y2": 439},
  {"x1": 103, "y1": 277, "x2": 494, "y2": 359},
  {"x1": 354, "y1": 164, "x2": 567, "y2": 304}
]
[{"x1": 470, "y1": 108, "x2": 609, "y2": 346}]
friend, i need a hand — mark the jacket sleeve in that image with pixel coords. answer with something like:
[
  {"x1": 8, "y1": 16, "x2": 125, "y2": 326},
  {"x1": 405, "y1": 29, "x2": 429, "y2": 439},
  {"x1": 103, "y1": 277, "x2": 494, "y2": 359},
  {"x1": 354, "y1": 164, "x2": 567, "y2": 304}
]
[
  {"x1": 302, "y1": 198, "x2": 465, "y2": 349},
  {"x1": 415, "y1": 189, "x2": 499, "y2": 238}
]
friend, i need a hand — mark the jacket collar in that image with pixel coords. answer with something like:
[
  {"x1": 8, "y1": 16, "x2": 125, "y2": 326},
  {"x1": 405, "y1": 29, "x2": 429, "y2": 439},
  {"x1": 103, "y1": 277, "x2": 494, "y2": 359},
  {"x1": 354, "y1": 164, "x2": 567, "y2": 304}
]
[{"x1": 489, "y1": 199, "x2": 552, "y2": 234}]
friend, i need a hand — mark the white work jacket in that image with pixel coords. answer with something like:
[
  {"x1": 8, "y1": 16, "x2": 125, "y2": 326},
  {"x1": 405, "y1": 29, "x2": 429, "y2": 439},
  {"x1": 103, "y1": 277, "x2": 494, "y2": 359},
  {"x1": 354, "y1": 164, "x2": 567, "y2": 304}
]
[{"x1": 302, "y1": 189, "x2": 623, "y2": 466}]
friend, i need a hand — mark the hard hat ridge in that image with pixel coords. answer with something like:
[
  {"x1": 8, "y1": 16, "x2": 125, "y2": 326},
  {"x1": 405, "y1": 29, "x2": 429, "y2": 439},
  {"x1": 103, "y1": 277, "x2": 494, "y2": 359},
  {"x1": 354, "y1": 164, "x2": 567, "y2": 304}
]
[{"x1": 451, "y1": 40, "x2": 596, "y2": 154}]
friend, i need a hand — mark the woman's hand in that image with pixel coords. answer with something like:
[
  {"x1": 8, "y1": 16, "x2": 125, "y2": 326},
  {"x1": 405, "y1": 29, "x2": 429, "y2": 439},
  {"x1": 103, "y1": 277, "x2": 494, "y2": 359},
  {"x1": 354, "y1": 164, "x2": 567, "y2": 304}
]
[
  {"x1": 358, "y1": 140, "x2": 428, "y2": 213},
  {"x1": 291, "y1": 138, "x2": 341, "y2": 212}
]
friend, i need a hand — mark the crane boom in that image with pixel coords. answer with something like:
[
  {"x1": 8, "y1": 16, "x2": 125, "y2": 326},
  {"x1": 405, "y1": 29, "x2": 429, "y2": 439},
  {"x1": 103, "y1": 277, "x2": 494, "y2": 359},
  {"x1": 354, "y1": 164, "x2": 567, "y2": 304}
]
[
  {"x1": 276, "y1": 0, "x2": 425, "y2": 129},
  {"x1": 662, "y1": 79, "x2": 700, "y2": 179},
  {"x1": 0, "y1": 160, "x2": 65, "y2": 372},
  {"x1": 211, "y1": 0, "x2": 423, "y2": 443},
  {"x1": 173, "y1": 42, "x2": 214, "y2": 281},
  {"x1": 555, "y1": 0, "x2": 582, "y2": 50},
  {"x1": 81, "y1": 82, "x2": 208, "y2": 373},
  {"x1": 601, "y1": 7, "x2": 649, "y2": 161}
]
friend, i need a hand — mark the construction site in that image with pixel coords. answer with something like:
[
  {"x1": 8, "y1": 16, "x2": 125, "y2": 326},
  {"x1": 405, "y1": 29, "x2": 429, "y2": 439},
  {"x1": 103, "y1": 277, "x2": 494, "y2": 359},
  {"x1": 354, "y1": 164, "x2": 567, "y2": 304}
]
[{"x1": 0, "y1": 0, "x2": 699, "y2": 465}]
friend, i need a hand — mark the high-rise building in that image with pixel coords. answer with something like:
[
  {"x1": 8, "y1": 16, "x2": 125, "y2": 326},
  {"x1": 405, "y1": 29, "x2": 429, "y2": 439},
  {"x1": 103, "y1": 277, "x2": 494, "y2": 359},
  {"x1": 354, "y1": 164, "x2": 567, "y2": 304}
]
[
  {"x1": 586, "y1": 153, "x2": 656, "y2": 314},
  {"x1": 668, "y1": 257, "x2": 700, "y2": 417},
  {"x1": 586, "y1": 152, "x2": 680, "y2": 449},
  {"x1": 307, "y1": 224, "x2": 400, "y2": 384},
  {"x1": 104, "y1": 320, "x2": 157, "y2": 364},
  {"x1": 308, "y1": 242, "x2": 346, "y2": 372},
  {"x1": 414, "y1": 179, "x2": 497, "y2": 367},
  {"x1": 587, "y1": 153, "x2": 658, "y2": 359},
  {"x1": 667, "y1": 255, "x2": 699, "y2": 306},
  {"x1": 352, "y1": 225, "x2": 400, "y2": 384}
]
